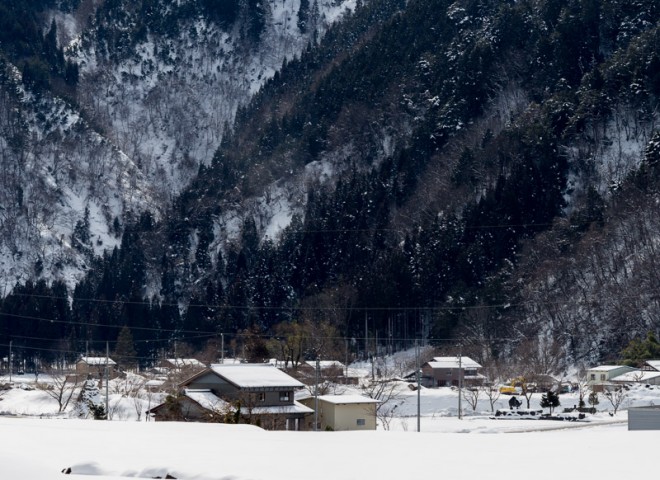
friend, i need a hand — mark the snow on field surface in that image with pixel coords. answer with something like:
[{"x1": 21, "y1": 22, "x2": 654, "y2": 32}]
[
  {"x1": 0, "y1": 415, "x2": 650, "y2": 480},
  {"x1": 1, "y1": 371, "x2": 658, "y2": 479}
]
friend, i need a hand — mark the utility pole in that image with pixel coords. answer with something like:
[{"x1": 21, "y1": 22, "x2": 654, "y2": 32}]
[
  {"x1": 364, "y1": 312, "x2": 368, "y2": 361},
  {"x1": 344, "y1": 339, "x2": 349, "y2": 384},
  {"x1": 105, "y1": 341, "x2": 109, "y2": 420},
  {"x1": 416, "y1": 341, "x2": 421, "y2": 432},
  {"x1": 9, "y1": 340, "x2": 12, "y2": 382},
  {"x1": 314, "y1": 357, "x2": 320, "y2": 431},
  {"x1": 220, "y1": 333, "x2": 224, "y2": 364},
  {"x1": 458, "y1": 350, "x2": 463, "y2": 420}
]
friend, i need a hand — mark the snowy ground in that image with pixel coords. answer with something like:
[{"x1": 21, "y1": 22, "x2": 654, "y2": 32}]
[{"x1": 0, "y1": 371, "x2": 657, "y2": 479}]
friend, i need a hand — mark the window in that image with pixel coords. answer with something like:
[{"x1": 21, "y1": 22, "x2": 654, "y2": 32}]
[
  {"x1": 356, "y1": 419, "x2": 366, "y2": 426},
  {"x1": 600, "y1": 374, "x2": 606, "y2": 381},
  {"x1": 258, "y1": 392, "x2": 265, "y2": 402},
  {"x1": 279, "y1": 391, "x2": 290, "y2": 402},
  {"x1": 590, "y1": 374, "x2": 596, "y2": 381}
]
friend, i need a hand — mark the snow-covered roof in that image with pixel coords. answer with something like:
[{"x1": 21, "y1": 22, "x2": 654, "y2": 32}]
[
  {"x1": 588, "y1": 365, "x2": 630, "y2": 372},
  {"x1": 318, "y1": 395, "x2": 379, "y2": 405},
  {"x1": 78, "y1": 356, "x2": 116, "y2": 366},
  {"x1": 166, "y1": 358, "x2": 205, "y2": 368},
  {"x1": 304, "y1": 360, "x2": 345, "y2": 370},
  {"x1": 646, "y1": 360, "x2": 660, "y2": 371},
  {"x1": 209, "y1": 364, "x2": 304, "y2": 389},
  {"x1": 244, "y1": 400, "x2": 314, "y2": 415},
  {"x1": 429, "y1": 357, "x2": 482, "y2": 369},
  {"x1": 184, "y1": 389, "x2": 231, "y2": 411},
  {"x1": 610, "y1": 370, "x2": 660, "y2": 383}
]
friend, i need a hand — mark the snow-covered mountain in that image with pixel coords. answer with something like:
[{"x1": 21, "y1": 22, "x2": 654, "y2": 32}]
[
  {"x1": 1, "y1": 0, "x2": 659, "y2": 370},
  {"x1": 0, "y1": 0, "x2": 356, "y2": 293}
]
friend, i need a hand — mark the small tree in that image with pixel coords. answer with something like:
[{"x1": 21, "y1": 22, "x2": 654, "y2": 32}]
[
  {"x1": 540, "y1": 390, "x2": 560, "y2": 413},
  {"x1": 588, "y1": 391, "x2": 599, "y2": 409},
  {"x1": 576, "y1": 375, "x2": 590, "y2": 409},
  {"x1": 361, "y1": 378, "x2": 402, "y2": 430},
  {"x1": 38, "y1": 369, "x2": 80, "y2": 413},
  {"x1": 510, "y1": 376, "x2": 534, "y2": 409},
  {"x1": 463, "y1": 387, "x2": 481, "y2": 412},
  {"x1": 480, "y1": 384, "x2": 502, "y2": 413},
  {"x1": 603, "y1": 386, "x2": 628, "y2": 415}
]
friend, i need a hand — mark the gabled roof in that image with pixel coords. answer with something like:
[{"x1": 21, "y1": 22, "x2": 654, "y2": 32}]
[
  {"x1": 610, "y1": 370, "x2": 660, "y2": 383},
  {"x1": 429, "y1": 356, "x2": 482, "y2": 369},
  {"x1": 588, "y1": 365, "x2": 631, "y2": 372},
  {"x1": 78, "y1": 356, "x2": 117, "y2": 366},
  {"x1": 208, "y1": 363, "x2": 305, "y2": 389},
  {"x1": 646, "y1": 360, "x2": 660, "y2": 371},
  {"x1": 165, "y1": 358, "x2": 205, "y2": 368},
  {"x1": 318, "y1": 394, "x2": 380, "y2": 405}
]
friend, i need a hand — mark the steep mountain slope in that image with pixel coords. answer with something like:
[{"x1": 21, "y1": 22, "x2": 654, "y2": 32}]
[
  {"x1": 153, "y1": 0, "x2": 660, "y2": 367},
  {"x1": 0, "y1": 0, "x2": 356, "y2": 292},
  {"x1": 1, "y1": 0, "x2": 659, "y2": 373}
]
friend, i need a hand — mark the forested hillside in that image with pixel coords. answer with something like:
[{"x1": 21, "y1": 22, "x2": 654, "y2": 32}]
[{"x1": 1, "y1": 0, "x2": 659, "y2": 376}]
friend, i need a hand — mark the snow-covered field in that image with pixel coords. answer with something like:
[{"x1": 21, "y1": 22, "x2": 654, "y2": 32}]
[{"x1": 1, "y1": 370, "x2": 657, "y2": 479}]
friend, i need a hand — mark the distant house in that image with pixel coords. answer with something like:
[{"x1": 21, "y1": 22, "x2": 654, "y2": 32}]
[
  {"x1": 149, "y1": 364, "x2": 313, "y2": 430},
  {"x1": 611, "y1": 369, "x2": 660, "y2": 386},
  {"x1": 586, "y1": 365, "x2": 636, "y2": 391},
  {"x1": 526, "y1": 374, "x2": 560, "y2": 393},
  {"x1": 299, "y1": 394, "x2": 379, "y2": 431},
  {"x1": 302, "y1": 360, "x2": 345, "y2": 373},
  {"x1": 421, "y1": 356, "x2": 484, "y2": 388},
  {"x1": 148, "y1": 389, "x2": 231, "y2": 422},
  {"x1": 75, "y1": 356, "x2": 118, "y2": 380},
  {"x1": 157, "y1": 358, "x2": 206, "y2": 373},
  {"x1": 641, "y1": 360, "x2": 660, "y2": 372},
  {"x1": 298, "y1": 360, "x2": 353, "y2": 381}
]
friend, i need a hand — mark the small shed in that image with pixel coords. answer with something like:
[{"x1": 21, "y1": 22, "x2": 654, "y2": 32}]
[
  {"x1": 299, "y1": 394, "x2": 379, "y2": 431},
  {"x1": 628, "y1": 406, "x2": 660, "y2": 431}
]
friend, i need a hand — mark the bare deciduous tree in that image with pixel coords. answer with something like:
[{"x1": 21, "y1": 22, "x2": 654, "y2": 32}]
[
  {"x1": 463, "y1": 387, "x2": 481, "y2": 412},
  {"x1": 37, "y1": 370, "x2": 80, "y2": 413},
  {"x1": 361, "y1": 379, "x2": 402, "y2": 431},
  {"x1": 602, "y1": 386, "x2": 628, "y2": 415}
]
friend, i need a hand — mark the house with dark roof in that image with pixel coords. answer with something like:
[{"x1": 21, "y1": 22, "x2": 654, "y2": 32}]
[{"x1": 148, "y1": 363, "x2": 313, "y2": 430}]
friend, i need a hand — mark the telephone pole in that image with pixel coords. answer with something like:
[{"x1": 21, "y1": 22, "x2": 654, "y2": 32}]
[
  {"x1": 314, "y1": 357, "x2": 320, "y2": 431},
  {"x1": 105, "y1": 341, "x2": 109, "y2": 420},
  {"x1": 458, "y1": 350, "x2": 463, "y2": 420},
  {"x1": 416, "y1": 341, "x2": 421, "y2": 432}
]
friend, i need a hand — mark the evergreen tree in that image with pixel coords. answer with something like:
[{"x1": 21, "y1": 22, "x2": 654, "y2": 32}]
[
  {"x1": 621, "y1": 332, "x2": 660, "y2": 367},
  {"x1": 540, "y1": 390, "x2": 561, "y2": 414},
  {"x1": 114, "y1": 325, "x2": 137, "y2": 371}
]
